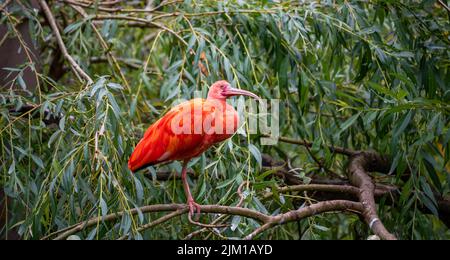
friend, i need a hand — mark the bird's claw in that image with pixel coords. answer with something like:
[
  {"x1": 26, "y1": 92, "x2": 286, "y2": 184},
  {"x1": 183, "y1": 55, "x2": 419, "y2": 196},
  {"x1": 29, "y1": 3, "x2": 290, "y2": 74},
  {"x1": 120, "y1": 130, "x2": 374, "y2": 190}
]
[{"x1": 187, "y1": 199, "x2": 201, "y2": 220}]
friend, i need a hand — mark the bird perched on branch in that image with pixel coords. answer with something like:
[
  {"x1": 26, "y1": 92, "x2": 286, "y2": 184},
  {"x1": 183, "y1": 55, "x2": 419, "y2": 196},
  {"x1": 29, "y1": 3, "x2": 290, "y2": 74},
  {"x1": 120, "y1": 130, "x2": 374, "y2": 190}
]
[{"x1": 128, "y1": 80, "x2": 260, "y2": 217}]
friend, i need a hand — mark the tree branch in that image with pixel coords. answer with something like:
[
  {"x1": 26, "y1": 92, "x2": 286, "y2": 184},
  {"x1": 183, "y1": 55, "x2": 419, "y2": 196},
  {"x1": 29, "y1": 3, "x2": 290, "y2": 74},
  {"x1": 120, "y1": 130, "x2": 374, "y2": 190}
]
[
  {"x1": 244, "y1": 200, "x2": 363, "y2": 240},
  {"x1": 117, "y1": 208, "x2": 188, "y2": 240},
  {"x1": 41, "y1": 147, "x2": 448, "y2": 240},
  {"x1": 184, "y1": 181, "x2": 249, "y2": 240},
  {"x1": 87, "y1": 14, "x2": 187, "y2": 46},
  {"x1": 68, "y1": 4, "x2": 130, "y2": 89},
  {"x1": 263, "y1": 152, "x2": 450, "y2": 229},
  {"x1": 438, "y1": 0, "x2": 450, "y2": 13},
  {"x1": 271, "y1": 135, "x2": 357, "y2": 156},
  {"x1": 38, "y1": 0, "x2": 93, "y2": 85},
  {"x1": 8, "y1": 103, "x2": 66, "y2": 125},
  {"x1": 347, "y1": 151, "x2": 397, "y2": 240},
  {"x1": 46, "y1": 199, "x2": 362, "y2": 240}
]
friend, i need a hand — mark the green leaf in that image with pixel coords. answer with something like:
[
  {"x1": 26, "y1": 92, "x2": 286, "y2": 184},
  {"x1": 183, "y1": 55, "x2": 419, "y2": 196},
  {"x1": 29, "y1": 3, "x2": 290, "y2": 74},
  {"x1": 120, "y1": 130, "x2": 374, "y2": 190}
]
[
  {"x1": 17, "y1": 75, "x2": 26, "y2": 90},
  {"x1": 8, "y1": 161, "x2": 15, "y2": 174},
  {"x1": 313, "y1": 224, "x2": 330, "y2": 232},
  {"x1": 64, "y1": 22, "x2": 83, "y2": 34},
  {"x1": 107, "y1": 92, "x2": 121, "y2": 119},
  {"x1": 130, "y1": 96, "x2": 138, "y2": 117},
  {"x1": 223, "y1": 58, "x2": 233, "y2": 82},
  {"x1": 419, "y1": 192, "x2": 438, "y2": 217},
  {"x1": 420, "y1": 176, "x2": 437, "y2": 206},
  {"x1": 231, "y1": 215, "x2": 241, "y2": 231},
  {"x1": 31, "y1": 154, "x2": 44, "y2": 169},
  {"x1": 338, "y1": 113, "x2": 360, "y2": 135},
  {"x1": 134, "y1": 176, "x2": 144, "y2": 204},
  {"x1": 67, "y1": 235, "x2": 81, "y2": 240},
  {"x1": 107, "y1": 82, "x2": 123, "y2": 90},
  {"x1": 422, "y1": 151, "x2": 443, "y2": 192},
  {"x1": 278, "y1": 56, "x2": 289, "y2": 89},
  {"x1": 99, "y1": 198, "x2": 108, "y2": 216},
  {"x1": 248, "y1": 143, "x2": 262, "y2": 168},
  {"x1": 311, "y1": 138, "x2": 321, "y2": 154},
  {"x1": 59, "y1": 116, "x2": 66, "y2": 131},
  {"x1": 252, "y1": 196, "x2": 268, "y2": 215},
  {"x1": 48, "y1": 130, "x2": 61, "y2": 148},
  {"x1": 86, "y1": 227, "x2": 97, "y2": 240},
  {"x1": 393, "y1": 110, "x2": 414, "y2": 138},
  {"x1": 397, "y1": 51, "x2": 414, "y2": 58}
]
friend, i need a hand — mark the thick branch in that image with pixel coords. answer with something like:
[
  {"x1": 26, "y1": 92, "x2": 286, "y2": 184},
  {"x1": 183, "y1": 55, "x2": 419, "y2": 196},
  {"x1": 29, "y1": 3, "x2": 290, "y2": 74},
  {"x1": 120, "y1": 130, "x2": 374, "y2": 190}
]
[
  {"x1": 261, "y1": 183, "x2": 397, "y2": 201},
  {"x1": 50, "y1": 204, "x2": 270, "y2": 240},
  {"x1": 47, "y1": 199, "x2": 362, "y2": 240},
  {"x1": 263, "y1": 152, "x2": 450, "y2": 229},
  {"x1": 348, "y1": 151, "x2": 397, "y2": 240},
  {"x1": 244, "y1": 200, "x2": 363, "y2": 240},
  {"x1": 117, "y1": 208, "x2": 188, "y2": 240}
]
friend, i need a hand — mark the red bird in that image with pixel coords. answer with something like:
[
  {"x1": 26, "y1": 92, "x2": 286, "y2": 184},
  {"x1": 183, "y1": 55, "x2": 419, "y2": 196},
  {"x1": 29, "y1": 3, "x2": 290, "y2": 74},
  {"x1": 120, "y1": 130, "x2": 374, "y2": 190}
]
[{"x1": 128, "y1": 80, "x2": 260, "y2": 216}]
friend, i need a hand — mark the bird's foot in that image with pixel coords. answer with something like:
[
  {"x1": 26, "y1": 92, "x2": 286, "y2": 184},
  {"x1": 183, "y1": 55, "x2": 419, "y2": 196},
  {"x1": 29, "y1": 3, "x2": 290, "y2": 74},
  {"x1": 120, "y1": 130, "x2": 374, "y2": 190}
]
[{"x1": 187, "y1": 198, "x2": 201, "y2": 219}]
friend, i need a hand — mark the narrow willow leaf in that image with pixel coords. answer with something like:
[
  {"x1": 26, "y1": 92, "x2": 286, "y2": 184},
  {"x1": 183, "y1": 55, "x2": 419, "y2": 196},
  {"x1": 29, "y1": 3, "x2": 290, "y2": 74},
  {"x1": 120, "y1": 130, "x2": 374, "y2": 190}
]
[
  {"x1": 231, "y1": 216, "x2": 241, "y2": 231},
  {"x1": 338, "y1": 113, "x2": 360, "y2": 135},
  {"x1": 393, "y1": 110, "x2": 414, "y2": 138},
  {"x1": 31, "y1": 154, "x2": 44, "y2": 169},
  {"x1": 248, "y1": 143, "x2": 262, "y2": 168},
  {"x1": 99, "y1": 198, "x2": 108, "y2": 216},
  {"x1": 107, "y1": 82, "x2": 123, "y2": 90}
]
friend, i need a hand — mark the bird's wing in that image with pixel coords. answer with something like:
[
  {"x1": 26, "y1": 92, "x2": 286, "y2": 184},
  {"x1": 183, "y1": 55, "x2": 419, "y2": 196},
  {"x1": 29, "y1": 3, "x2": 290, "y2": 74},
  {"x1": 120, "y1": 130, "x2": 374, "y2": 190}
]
[{"x1": 128, "y1": 99, "x2": 216, "y2": 172}]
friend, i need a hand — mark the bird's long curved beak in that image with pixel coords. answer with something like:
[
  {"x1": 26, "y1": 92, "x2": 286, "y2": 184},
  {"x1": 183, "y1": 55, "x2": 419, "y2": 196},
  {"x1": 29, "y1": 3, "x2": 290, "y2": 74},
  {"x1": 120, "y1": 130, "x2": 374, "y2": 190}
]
[{"x1": 223, "y1": 86, "x2": 261, "y2": 100}]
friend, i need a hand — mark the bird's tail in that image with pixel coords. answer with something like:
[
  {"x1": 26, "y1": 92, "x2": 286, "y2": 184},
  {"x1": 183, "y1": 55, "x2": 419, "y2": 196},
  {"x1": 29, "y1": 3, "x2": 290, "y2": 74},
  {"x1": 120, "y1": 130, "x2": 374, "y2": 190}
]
[{"x1": 128, "y1": 139, "x2": 150, "y2": 172}]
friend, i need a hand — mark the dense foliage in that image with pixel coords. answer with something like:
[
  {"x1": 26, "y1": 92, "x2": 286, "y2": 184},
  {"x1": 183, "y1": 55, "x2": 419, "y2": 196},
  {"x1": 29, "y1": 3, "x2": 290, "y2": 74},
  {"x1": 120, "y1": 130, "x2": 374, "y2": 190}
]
[{"x1": 1, "y1": 0, "x2": 449, "y2": 239}]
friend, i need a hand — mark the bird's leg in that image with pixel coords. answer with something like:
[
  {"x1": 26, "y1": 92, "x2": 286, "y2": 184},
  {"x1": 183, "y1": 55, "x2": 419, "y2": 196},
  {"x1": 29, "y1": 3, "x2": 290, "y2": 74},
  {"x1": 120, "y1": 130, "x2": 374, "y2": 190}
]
[{"x1": 181, "y1": 160, "x2": 201, "y2": 217}]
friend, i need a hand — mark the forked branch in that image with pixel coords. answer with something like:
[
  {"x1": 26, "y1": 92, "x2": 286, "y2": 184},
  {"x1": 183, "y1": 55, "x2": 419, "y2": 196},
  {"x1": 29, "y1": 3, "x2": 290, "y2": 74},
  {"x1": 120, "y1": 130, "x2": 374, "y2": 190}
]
[{"x1": 46, "y1": 200, "x2": 362, "y2": 240}]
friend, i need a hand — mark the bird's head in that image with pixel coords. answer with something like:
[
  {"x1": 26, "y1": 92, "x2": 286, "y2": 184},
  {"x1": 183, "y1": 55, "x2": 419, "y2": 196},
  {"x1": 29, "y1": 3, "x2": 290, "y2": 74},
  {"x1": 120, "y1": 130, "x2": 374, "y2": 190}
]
[{"x1": 207, "y1": 80, "x2": 260, "y2": 101}]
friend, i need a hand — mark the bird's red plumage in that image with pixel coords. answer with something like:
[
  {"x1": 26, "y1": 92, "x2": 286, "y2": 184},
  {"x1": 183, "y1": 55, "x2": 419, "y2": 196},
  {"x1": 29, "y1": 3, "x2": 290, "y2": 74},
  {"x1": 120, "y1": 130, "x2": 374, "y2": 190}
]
[
  {"x1": 128, "y1": 80, "x2": 259, "y2": 216},
  {"x1": 128, "y1": 98, "x2": 239, "y2": 172}
]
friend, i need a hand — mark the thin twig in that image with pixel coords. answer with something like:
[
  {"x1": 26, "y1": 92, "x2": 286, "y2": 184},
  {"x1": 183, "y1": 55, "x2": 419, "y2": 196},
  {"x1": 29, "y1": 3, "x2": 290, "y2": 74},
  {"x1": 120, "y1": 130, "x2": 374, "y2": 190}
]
[
  {"x1": 265, "y1": 135, "x2": 357, "y2": 156},
  {"x1": 89, "y1": 14, "x2": 187, "y2": 46},
  {"x1": 79, "y1": 0, "x2": 123, "y2": 5},
  {"x1": 60, "y1": 0, "x2": 182, "y2": 13},
  {"x1": 68, "y1": 4, "x2": 130, "y2": 89},
  {"x1": 59, "y1": 0, "x2": 121, "y2": 12},
  {"x1": 262, "y1": 184, "x2": 361, "y2": 200},
  {"x1": 184, "y1": 181, "x2": 248, "y2": 239},
  {"x1": 301, "y1": 136, "x2": 342, "y2": 178},
  {"x1": 118, "y1": 208, "x2": 188, "y2": 240},
  {"x1": 187, "y1": 214, "x2": 229, "y2": 229},
  {"x1": 438, "y1": 0, "x2": 450, "y2": 13},
  {"x1": 152, "y1": 9, "x2": 278, "y2": 21},
  {"x1": 185, "y1": 181, "x2": 250, "y2": 230},
  {"x1": 38, "y1": 0, "x2": 93, "y2": 85},
  {"x1": 0, "y1": 0, "x2": 12, "y2": 11}
]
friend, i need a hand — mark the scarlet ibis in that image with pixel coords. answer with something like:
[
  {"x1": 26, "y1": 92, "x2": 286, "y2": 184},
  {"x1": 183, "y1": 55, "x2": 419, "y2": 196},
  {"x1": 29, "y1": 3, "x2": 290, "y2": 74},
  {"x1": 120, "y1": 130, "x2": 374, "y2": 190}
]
[{"x1": 128, "y1": 80, "x2": 260, "y2": 216}]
